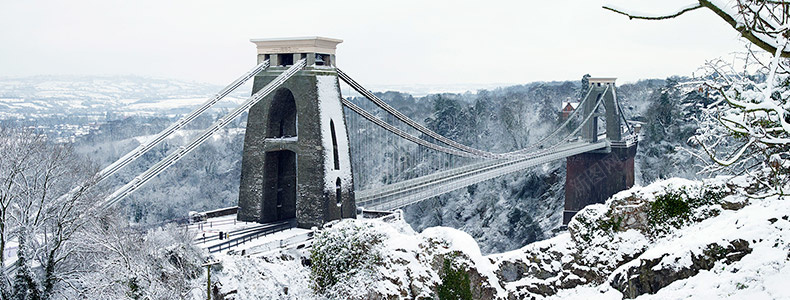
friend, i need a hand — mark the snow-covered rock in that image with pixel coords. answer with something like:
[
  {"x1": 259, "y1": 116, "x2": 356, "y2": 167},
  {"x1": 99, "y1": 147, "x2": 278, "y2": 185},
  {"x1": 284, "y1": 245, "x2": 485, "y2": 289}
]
[
  {"x1": 211, "y1": 177, "x2": 790, "y2": 300},
  {"x1": 212, "y1": 218, "x2": 507, "y2": 299},
  {"x1": 493, "y1": 176, "x2": 790, "y2": 299}
]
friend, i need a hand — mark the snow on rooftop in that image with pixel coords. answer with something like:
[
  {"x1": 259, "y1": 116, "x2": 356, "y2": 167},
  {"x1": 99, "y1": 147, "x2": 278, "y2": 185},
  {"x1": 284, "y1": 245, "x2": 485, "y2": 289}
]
[
  {"x1": 249, "y1": 36, "x2": 343, "y2": 43},
  {"x1": 562, "y1": 101, "x2": 580, "y2": 110}
]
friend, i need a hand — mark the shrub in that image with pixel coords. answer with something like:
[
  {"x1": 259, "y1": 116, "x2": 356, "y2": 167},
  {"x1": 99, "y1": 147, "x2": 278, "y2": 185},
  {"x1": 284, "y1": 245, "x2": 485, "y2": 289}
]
[
  {"x1": 437, "y1": 255, "x2": 472, "y2": 300},
  {"x1": 647, "y1": 184, "x2": 728, "y2": 235},
  {"x1": 648, "y1": 189, "x2": 691, "y2": 228},
  {"x1": 598, "y1": 215, "x2": 624, "y2": 233},
  {"x1": 309, "y1": 221, "x2": 385, "y2": 296}
]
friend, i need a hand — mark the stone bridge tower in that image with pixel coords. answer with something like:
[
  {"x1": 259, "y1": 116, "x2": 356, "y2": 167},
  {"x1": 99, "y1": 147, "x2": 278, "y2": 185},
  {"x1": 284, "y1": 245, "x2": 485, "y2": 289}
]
[
  {"x1": 237, "y1": 37, "x2": 356, "y2": 228},
  {"x1": 564, "y1": 78, "x2": 638, "y2": 224}
]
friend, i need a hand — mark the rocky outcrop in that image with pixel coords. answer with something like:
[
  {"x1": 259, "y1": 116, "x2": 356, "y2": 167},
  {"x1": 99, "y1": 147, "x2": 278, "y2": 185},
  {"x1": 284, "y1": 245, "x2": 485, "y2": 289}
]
[
  {"x1": 214, "y1": 178, "x2": 785, "y2": 300},
  {"x1": 492, "y1": 233, "x2": 647, "y2": 299},
  {"x1": 611, "y1": 239, "x2": 752, "y2": 298},
  {"x1": 489, "y1": 178, "x2": 760, "y2": 299}
]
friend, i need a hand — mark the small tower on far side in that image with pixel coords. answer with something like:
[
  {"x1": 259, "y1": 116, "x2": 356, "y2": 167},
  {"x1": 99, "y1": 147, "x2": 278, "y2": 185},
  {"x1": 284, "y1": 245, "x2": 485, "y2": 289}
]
[{"x1": 565, "y1": 77, "x2": 637, "y2": 225}]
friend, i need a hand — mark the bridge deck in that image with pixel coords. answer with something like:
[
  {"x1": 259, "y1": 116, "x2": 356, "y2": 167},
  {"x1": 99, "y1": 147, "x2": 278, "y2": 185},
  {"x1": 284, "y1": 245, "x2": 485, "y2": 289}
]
[{"x1": 356, "y1": 140, "x2": 609, "y2": 211}]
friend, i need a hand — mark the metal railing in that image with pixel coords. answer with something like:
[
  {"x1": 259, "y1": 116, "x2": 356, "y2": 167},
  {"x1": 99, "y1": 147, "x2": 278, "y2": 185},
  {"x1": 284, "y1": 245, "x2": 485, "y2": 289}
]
[
  {"x1": 207, "y1": 219, "x2": 297, "y2": 253},
  {"x1": 357, "y1": 140, "x2": 609, "y2": 210},
  {"x1": 196, "y1": 223, "x2": 275, "y2": 244}
]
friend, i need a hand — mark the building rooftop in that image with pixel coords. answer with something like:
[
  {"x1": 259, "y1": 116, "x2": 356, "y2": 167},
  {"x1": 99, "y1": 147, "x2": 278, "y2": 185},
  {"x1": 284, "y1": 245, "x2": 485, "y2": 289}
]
[
  {"x1": 562, "y1": 101, "x2": 580, "y2": 110},
  {"x1": 250, "y1": 36, "x2": 343, "y2": 55},
  {"x1": 588, "y1": 77, "x2": 617, "y2": 82}
]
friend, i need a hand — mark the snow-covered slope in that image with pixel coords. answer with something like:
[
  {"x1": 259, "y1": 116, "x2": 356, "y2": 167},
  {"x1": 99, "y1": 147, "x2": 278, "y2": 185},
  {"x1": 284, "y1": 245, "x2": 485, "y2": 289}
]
[
  {"x1": 208, "y1": 177, "x2": 790, "y2": 299},
  {"x1": 526, "y1": 177, "x2": 790, "y2": 299}
]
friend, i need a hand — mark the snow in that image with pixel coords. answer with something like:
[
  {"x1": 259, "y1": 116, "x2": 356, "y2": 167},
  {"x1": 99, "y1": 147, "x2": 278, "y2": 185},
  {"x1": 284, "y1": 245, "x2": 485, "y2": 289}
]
[
  {"x1": 623, "y1": 193, "x2": 790, "y2": 299},
  {"x1": 216, "y1": 254, "x2": 314, "y2": 299},
  {"x1": 421, "y1": 226, "x2": 507, "y2": 297},
  {"x1": 0, "y1": 75, "x2": 250, "y2": 121},
  {"x1": 3, "y1": 241, "x2": 19, "y2": 267},
  {"x1": 547, "y1": 285, "x2": 623, "y2": 300},
  {"x1": 562, "y1": 101, "x2": 580, "y2": 110},
  {"x1": 188, "y1": 175, "x2": 790, "y2": 299},
  {"x1": 316, "y1": 75, "x2": 353, "y2": 192},
  {"x1": 242, "y1": 229, "x2": 312, "y2": 256},
  {"x1": 11, "y1": 102, "x2": 45, "y2": 110},
  {"x1": 123, "y1": 97, "x2": 207, "y2": 110},
  {"x1": 210, "y1": 216, "x2": 511, "y2": 299},
  {"x1": 188, "y1": 214, "x2": 312, "y2": 256},
  {"x1": 636, "y1": 247, "x2": 790, "y2": 299},
  {"x1": 543, "y1": 177, "x2": 790, "y2": 299}
]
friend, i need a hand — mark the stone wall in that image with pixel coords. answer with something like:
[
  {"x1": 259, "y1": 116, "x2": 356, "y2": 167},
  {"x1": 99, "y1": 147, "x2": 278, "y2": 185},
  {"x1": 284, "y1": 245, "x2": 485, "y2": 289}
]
[
  {"x1": 238, "y1": 68, "x2": 356, "y2": 228},
  {"x1": 564, "y1": 143, "x2": 637, "y2": 224}
]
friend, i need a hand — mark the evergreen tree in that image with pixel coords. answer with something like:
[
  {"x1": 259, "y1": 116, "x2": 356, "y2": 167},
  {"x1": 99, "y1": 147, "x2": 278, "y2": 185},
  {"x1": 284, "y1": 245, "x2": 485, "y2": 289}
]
[
  {"x1": 437, "y1": 256, "x2": 472, "y2": 300},
  {"x1": 13, "y1": 234, "x2": 40, "y2": 300},
  {"x1": 579, "y1": 74, "x2": 591, "y2": 99}
]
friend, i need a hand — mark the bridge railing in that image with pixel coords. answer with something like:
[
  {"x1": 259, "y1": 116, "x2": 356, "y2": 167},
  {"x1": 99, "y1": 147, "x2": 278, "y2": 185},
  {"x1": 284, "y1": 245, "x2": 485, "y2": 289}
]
[
  {"x1": 357, "y1": 140, "x2": 609, "y2": 210},
  {"x1": 356, "y1": 140, "x2": 582, "y2": 203},
  {"x1": 207, "y1": 219, "x2": 296, "y2": 253}
]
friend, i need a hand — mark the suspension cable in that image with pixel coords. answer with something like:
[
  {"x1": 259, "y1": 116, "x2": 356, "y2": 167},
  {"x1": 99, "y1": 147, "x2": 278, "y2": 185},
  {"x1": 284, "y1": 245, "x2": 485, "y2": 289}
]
[
  {"x1": 339, "y1": 68, "x2": 614, "y2": 159},
  {"x1": 338, "y1": 68, "x2": 501, "y2": 158},
  {"x1": 614, "y1": 86, "x2": 634, "y2": 134},
  {"x1": 520, "y1": 85, "x2": 602, "y2": 151},
  {"x1": 98, "y1": 60, "x2": 270, "y2": 183},
  {"x1": 341, "y1": 99, "x2": 479, "y2": 158},
  {"x1": 343, "y1": 83, "x2": 607, "y2": 161},
  {"x1": 50, "y1": 60, "x2": 271, "y2": 211},
  {"x1": 99, "y1": 59, "x2": 306, "y2": 210}
]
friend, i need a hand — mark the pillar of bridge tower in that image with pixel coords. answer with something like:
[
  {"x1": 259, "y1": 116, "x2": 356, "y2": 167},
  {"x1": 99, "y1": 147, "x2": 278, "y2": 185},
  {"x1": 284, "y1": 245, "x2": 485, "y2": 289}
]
[
  {"x1": 564, "y1": 78, "x2": 637, "y2": 224},
  {"x1": 237, "y1": 37, "x2": 356, "y2": 228}
]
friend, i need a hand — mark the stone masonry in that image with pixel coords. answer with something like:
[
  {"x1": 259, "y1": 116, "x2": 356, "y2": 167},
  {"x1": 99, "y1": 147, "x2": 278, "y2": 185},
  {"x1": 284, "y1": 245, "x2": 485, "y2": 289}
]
[{"x1": 237, "y1": 37, "x2": 356, "y2": 228}]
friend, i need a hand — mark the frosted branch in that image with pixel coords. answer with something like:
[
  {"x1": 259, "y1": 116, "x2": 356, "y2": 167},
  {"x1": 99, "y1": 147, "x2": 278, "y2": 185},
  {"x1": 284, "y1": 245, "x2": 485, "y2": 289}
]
[
  {"x1": 605, "y1": 0, "x2": 790, "y2": 57},
  {"x1": 603, "y1": 3, "x2": 703, "y2": 20}
]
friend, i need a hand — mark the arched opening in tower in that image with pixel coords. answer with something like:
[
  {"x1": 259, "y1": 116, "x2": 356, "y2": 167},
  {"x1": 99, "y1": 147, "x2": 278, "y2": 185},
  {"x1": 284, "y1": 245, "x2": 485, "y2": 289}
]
[
  {"x1": 263, "y1": 150, "x2": 297, "y2": 221},
  {"x1": 330, "y1": 119, "x2": 340, "y2": 170},
  {"x1": 267, "y1": 88, "x2": 297, "y2": 138}
]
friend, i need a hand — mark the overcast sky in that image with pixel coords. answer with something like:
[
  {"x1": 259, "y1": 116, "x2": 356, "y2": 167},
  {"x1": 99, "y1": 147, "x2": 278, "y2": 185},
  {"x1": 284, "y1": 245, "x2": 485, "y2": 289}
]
[{"x1": 0, "y1": 0, "x2": 745, "y2": 88}]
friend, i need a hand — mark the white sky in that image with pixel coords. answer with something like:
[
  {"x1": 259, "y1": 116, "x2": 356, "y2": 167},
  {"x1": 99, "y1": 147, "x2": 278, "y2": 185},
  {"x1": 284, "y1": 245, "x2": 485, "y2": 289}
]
[{"x1": 0, "y1": 0, "x2": 745, "y2": 87}]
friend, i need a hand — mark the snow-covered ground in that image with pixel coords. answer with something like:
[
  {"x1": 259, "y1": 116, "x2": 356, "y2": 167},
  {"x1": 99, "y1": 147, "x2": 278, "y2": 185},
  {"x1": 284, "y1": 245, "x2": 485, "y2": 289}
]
[
  {"x1": 510, "y1": 177, "x2": 790, "y2": 299},
  {"x1": 189, "y1": 214, "x2": 312, "y2": 258},
  {"x1": 207, "y1": 177, "x2": 790, "y2": 299}
]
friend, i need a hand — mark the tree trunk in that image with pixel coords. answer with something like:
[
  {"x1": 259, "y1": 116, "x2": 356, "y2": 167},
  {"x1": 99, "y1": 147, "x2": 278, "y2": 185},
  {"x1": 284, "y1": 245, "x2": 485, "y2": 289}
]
[
  {"x1": 41, "y1": 252, "x2": 57, "y2": 300},
  {"x1": 0, "y1": 220, "x2": 11, "y2": 300},
  {"x1": 13, "y1": 234, "x2": 40, "y2": 300}
]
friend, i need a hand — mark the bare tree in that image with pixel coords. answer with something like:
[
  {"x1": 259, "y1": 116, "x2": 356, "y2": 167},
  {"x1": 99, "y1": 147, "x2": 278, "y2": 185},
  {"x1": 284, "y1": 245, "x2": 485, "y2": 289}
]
[
  {"x1": 604, "y1": 1, "x2": 790, "y2": 195},
  {"x1": 74, "y1": 219, "x2": 203, "y2": 299},
  {"x1": 0, "y1": 127, "x2": 104, "y2": 299}
]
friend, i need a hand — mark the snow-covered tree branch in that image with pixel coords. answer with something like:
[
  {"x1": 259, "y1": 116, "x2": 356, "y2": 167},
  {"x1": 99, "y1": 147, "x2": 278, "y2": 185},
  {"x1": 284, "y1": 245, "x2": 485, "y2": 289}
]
[
  {"x1": 604, "y1": 0, "x2": 790, "y2": 58},
  {"x1": 0, "y1": 127, "x2": 106, "y2": 299},
  {"x1": 606, "y1": 1, "x2": 790, "y2": 195}
]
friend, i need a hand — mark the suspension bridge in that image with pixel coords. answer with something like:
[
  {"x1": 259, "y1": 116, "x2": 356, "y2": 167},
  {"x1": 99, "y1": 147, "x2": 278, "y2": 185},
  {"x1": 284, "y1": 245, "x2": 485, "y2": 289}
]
[{"x1": 71, "y1": 37, "x2": 637, "y2": 248}]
